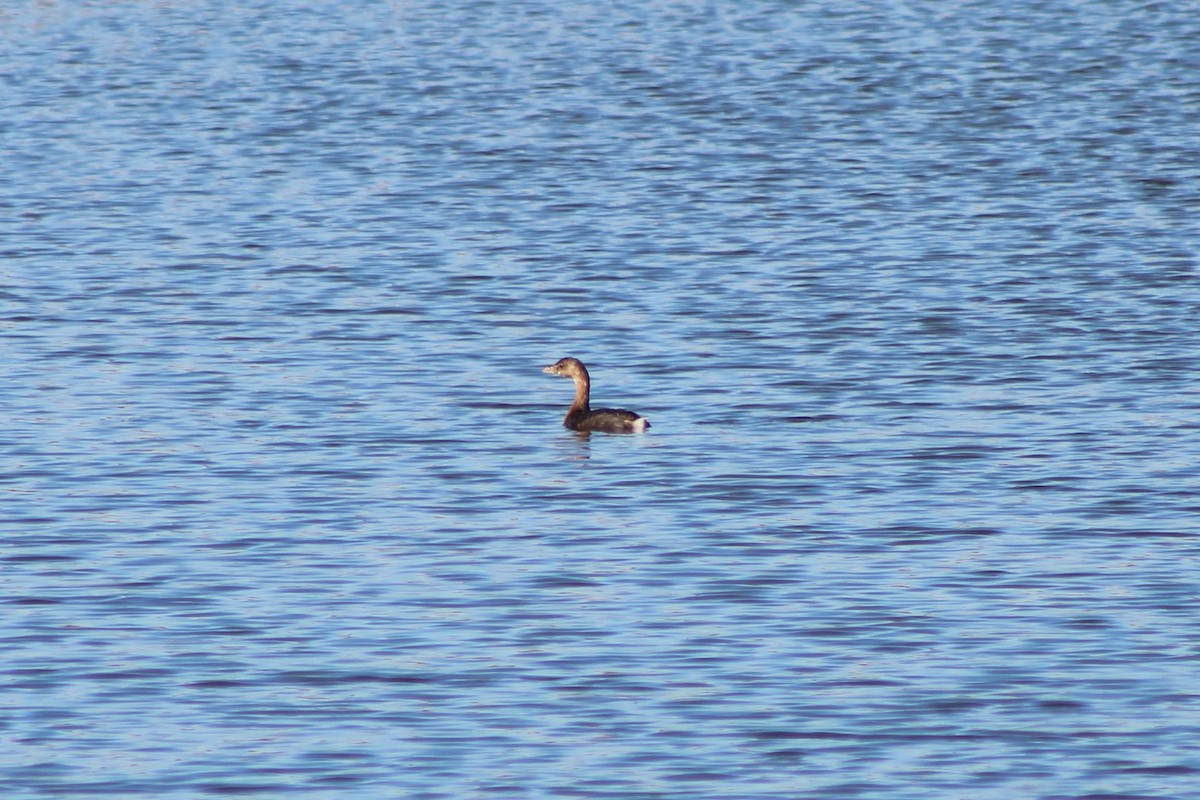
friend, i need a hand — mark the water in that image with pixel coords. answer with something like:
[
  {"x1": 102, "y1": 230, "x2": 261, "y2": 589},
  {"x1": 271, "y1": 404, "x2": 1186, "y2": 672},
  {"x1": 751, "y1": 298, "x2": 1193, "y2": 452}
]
[{"x1": 3, "y1": 0, "x2": 1199, "y2": 797}]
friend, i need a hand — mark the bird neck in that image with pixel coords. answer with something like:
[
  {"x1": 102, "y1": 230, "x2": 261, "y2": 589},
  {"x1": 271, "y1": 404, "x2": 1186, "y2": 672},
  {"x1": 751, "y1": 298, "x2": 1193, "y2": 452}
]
[{"x1": 570, "y1": 375, "x2": 591, "y2": 413}]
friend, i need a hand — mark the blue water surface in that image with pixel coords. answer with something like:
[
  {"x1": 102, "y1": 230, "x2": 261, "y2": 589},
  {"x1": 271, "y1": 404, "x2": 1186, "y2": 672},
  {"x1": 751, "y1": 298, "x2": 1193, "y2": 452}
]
[{"x1": 3, "y1": 1, "x2": 1199, "y2": 798}]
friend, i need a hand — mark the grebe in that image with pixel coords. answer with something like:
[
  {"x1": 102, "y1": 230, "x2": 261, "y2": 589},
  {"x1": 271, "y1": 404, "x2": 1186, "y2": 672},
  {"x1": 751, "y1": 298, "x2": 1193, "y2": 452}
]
[{"x1": 543, "y1": 357, "x2": 650, "y2": 434}]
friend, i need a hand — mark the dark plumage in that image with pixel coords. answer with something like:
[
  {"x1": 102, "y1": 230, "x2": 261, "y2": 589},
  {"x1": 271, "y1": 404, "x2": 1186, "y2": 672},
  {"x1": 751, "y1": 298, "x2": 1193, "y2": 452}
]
[{"x1": 542, "y1": 357, "x2": 650, "y2": 434}]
